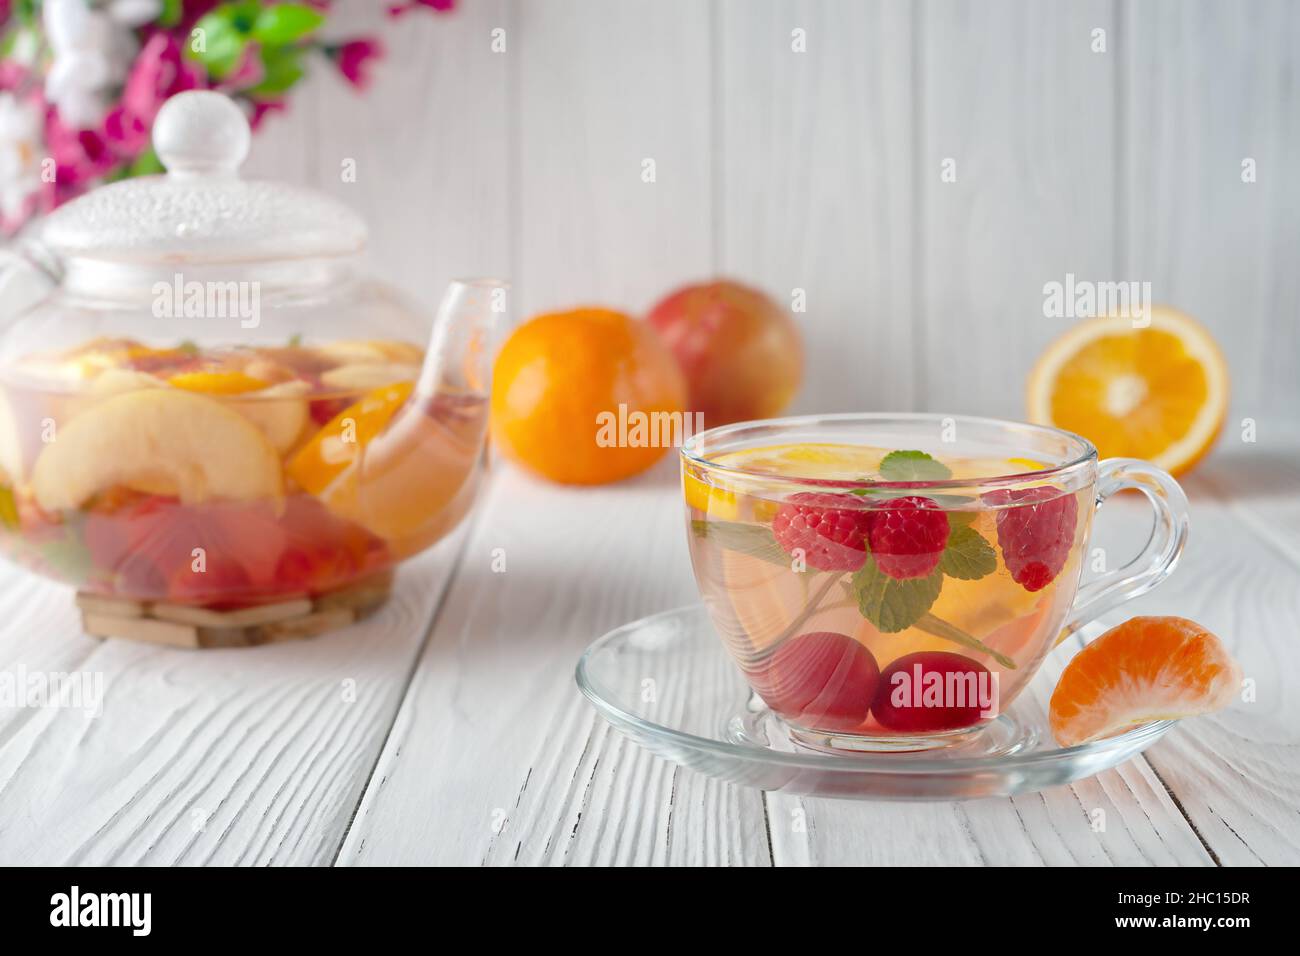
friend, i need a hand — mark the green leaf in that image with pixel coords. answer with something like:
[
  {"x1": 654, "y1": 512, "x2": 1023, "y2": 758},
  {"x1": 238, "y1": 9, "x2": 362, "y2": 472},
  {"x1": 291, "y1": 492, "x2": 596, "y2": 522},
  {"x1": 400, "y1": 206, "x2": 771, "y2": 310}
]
[
  {"x1": 945, "y1": 508, "x2": 978, "y2": 529},
  {"x1": 691, "y1": 519, "x2": 797, "y2": 569},
  {"x1": 127, "y1": 147, "x2": 165, "y2": 177},
  {"x1": 159, "y1": 0, "x2": 184, "y2": 28},
  {"x1": 939, "y1": 524, "x2": 997, "y2": 580},
  {"x1": 914, "y1": 613, "x2": 1016, "y2": 669},
  {"x1": 851, "y1": 554, "x2": 943, "y2": 633},
  {"x1": 188, "y1": 12, "x2": 248, "y2": 79},
  {"x1": 248, "y1": 45, "x2": 306, "y2": 97},
  {"x1": 252, "y1": 4, "x2": 326, "y2": 45},
  {"x1": 878, "y1": 449, "x2": 953, "y2": 482}
]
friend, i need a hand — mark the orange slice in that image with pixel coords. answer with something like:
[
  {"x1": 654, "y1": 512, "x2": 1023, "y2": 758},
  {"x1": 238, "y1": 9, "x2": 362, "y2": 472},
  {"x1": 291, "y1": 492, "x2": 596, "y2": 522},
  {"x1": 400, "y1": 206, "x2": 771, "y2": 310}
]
[
  {"x1": 169, "y1": 370, "x2": 269, "y2": 395},
  {"x1": 1026, "y1": 307, "x2": 1229, "y2": 476},
  {"x1": 1049, "y1": 616, "x2": 1240, "y2": 746},
  {"x1": 287, "y1": 381, "x2": 414, "y2": 495},
  {"x1": 714, "y1": 443, "x2": 885, "y2": 481}
]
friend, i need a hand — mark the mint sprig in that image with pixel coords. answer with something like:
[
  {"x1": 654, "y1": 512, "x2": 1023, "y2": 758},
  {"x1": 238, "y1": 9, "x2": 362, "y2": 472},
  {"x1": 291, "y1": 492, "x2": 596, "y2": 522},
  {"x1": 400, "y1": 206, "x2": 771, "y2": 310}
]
[
  {"x1": 939, "y1": 525, "x2": 997, "y2": 580},
  {"x1": 914, "y1": 613, "x2": 1016, "y2": 669},
  {"x1": 851, "y1": 555, "x2": 942, "y2": 633},
  {"x1": 878, "y1": 449, "x2": 952, "y2": 482}
]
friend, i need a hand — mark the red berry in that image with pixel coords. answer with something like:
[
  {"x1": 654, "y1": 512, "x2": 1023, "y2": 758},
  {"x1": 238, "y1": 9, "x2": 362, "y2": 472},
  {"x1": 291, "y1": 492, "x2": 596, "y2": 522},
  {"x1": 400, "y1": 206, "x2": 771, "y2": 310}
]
[
  {"x1": 771, "y1": 492, "x2": 871, "y2": 571},
  {"x1": 984, "y1": 486, "x2": 1078, "y2": 592},
  {"x1": 309, "y1": 395, "x2": 352, "y2": 425},
  {"x1": 756, "y1": 632, "x2": 879, "y2": 732},
  {"x1": 168, "y1": 552, "x2": 254, "y2": 607},
  {"x1": 872, "y1": 651, "x2": 995, "y2": 732},
  {"x1": 864, "y1": 496, "x2": 949, "y2": 580},
  {"x1": 83, "y1": 496, "x2": 192, "y2": 601}
]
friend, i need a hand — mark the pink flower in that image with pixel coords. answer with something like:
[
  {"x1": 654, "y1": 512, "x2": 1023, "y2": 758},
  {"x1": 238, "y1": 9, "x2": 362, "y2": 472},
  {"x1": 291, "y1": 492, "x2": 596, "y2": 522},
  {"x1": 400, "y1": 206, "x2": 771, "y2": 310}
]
[
  {"x1": 105, "y1": 32, "x2": 204, "y2": 153},
  {"x1": 44, "y1": 108, "x2": 116, "y2": 200},
  {"x1": 388, "y1": 0, "x2": 456, "y2": 17},
  {"x1": 249, "y1": 99, "x2": 285, "y2": 130},
  {"x1": 335, "y1": 38, "x2": 384, "y2": 90}
]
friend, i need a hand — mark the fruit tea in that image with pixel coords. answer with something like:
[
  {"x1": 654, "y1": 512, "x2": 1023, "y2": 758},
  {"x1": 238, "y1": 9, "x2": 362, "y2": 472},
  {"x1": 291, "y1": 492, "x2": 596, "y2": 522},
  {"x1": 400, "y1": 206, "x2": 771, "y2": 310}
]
[
  {"x1": 0, "y1": 337, "x2": 488, "y2": 608},
  {"x1": 685, "y1": 444, "x2": 1092, "y2": 748}
]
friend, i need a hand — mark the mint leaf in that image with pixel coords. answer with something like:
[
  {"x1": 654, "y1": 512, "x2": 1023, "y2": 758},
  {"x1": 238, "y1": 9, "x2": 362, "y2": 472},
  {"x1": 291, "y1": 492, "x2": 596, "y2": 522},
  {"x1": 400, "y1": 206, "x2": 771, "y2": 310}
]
[
  {"x1": 851, "y1": 555, "x2": 942, "y2": 633},
  {"x1": 939, "y1": 525, "x2": 997, "y2": 580},
  {"x1": 252, "y1": 4, "x2": 325, "y2": 45},
  {"x1": 878, "y1": 449, "x2": 952, "y2": 481},
  {"x1": 914, "y1": 613, "x2": 1016, "y2": 669},
  {"x1": 691, "y1": 519, "x2": 795, "y2": 569}
]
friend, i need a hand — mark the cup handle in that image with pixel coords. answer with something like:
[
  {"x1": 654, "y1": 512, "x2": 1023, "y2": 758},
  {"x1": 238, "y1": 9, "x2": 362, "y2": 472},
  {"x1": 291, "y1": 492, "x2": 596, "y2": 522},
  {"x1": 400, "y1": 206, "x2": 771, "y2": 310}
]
[{"x1": 1057, "y1": 457, "x2": 1190, "y2": 645}]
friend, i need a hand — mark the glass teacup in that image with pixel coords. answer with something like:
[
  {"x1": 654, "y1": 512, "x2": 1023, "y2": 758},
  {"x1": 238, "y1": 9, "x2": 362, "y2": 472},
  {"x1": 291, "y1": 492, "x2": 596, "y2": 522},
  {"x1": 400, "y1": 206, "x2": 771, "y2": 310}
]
[{"x1": 681, "y1": 413, "x2": 1188, "y2": 752}]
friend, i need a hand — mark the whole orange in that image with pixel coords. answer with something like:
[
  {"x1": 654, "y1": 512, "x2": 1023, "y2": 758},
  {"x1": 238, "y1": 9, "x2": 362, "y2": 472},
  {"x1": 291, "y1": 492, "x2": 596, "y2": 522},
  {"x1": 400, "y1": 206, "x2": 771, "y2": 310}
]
[{"x1": 490, "y1": 308, "x2": 688, "y2": 484}]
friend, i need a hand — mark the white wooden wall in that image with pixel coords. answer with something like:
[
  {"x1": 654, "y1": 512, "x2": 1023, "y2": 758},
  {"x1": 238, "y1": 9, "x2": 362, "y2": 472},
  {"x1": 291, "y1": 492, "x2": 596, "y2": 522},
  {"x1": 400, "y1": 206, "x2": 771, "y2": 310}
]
[{"x1": 245, "y1": 0, "x2": 1300, "y2": 426}]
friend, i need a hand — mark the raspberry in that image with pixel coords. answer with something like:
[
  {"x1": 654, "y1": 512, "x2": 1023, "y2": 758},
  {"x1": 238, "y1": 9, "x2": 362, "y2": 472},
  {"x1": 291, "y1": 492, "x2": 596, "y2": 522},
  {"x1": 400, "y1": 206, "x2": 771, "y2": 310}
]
[
  {"x1": 771, "y1": 492, "x2": 871, "y2": 571},
  {"x1": 985, "y1": 486, "x2": 1079, "y2": 591},
  {"x1": 864, "y1": 495, "x2": 950, "y2": 580}
]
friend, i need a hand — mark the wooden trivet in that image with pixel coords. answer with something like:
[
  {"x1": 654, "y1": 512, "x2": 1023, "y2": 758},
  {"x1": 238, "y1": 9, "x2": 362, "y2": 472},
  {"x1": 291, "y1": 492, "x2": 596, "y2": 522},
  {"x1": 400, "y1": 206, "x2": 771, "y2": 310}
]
[{"x1": 76, "y1": 571, "x2": 393, "y2": 649}]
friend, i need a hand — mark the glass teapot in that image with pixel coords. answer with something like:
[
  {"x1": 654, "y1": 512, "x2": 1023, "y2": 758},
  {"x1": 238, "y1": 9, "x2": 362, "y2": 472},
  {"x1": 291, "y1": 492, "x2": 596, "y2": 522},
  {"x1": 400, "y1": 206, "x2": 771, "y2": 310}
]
[{"x1": 0, "y1": 91, "x2": 504, "y2": 609}]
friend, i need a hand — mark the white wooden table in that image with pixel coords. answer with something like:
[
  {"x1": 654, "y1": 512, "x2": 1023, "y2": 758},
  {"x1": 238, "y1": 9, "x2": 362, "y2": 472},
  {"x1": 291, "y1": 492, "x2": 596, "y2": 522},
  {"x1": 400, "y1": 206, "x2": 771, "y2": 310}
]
[{"x1": 0, "y1": 429, "x2": 1295, "y2": 867}]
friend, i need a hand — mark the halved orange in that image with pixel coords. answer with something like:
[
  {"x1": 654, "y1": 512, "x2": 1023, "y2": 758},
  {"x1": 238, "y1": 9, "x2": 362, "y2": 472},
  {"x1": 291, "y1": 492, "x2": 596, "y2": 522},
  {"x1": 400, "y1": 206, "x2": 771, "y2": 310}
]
[
  {"x1": 1027, "y1": 307, "x2": 1229, "y2": 476},
  {"x1": 1049, "y1": 616, "x2": 1240, "y2": 746}
]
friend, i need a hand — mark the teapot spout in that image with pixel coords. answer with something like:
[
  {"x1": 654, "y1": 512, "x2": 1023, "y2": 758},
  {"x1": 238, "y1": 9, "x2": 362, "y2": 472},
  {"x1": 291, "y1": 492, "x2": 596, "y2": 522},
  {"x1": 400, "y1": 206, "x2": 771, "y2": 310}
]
[
  {"x1": 416, "y1": 279, "x2": 509, "y2": 399},
  {"x1": 329, "y1": 279, "x2": 506, "y2": 558}
]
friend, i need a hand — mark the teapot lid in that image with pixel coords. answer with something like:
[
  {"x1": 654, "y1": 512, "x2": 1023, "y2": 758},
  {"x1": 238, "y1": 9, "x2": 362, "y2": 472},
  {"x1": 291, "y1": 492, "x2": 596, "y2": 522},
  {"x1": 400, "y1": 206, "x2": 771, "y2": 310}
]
[{"x1": 39, "y1": 91, "x2": 367, "y2": 265}]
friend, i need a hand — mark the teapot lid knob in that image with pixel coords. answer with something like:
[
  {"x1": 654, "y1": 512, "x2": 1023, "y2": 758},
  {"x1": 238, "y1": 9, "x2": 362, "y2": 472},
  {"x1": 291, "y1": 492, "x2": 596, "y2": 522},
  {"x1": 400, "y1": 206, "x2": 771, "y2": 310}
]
[{"x1": 153, "y1": 91, "x2": 251, "y2": 178}]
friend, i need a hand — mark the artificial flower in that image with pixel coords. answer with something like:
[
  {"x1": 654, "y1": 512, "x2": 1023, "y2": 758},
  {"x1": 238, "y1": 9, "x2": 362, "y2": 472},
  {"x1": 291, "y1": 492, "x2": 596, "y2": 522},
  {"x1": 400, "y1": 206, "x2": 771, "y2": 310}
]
[{"x1": 0, "y1": 91, "x2": 47, "y2": 229}]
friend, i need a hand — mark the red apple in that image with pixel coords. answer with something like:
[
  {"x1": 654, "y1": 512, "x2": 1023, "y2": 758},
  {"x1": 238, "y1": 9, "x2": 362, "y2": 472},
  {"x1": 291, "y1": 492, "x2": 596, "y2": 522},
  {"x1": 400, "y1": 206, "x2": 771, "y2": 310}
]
[{"x1": 646, "y1": 280, "x2": 802, "y2": 427}]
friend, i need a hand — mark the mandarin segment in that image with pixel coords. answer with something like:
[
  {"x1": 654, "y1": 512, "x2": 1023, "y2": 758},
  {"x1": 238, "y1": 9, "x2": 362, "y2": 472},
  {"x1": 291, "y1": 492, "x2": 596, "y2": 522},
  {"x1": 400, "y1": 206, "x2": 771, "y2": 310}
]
[{"x1": 1049, "y1": 616, "x2": 1241, "y2": 746}]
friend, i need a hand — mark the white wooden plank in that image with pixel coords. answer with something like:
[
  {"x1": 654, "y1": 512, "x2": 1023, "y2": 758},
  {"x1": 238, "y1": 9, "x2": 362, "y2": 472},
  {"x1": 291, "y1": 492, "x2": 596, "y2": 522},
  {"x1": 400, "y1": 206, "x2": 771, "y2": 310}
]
[
  {"x1": 305, "y1": 1, "x2": 512, "y2": 299},
  {"x1": 0, "y1": 527, "x2": 471, "y2": 865},
  {"x1": 718, "y1": 0, "x2": 916, "y2": 411},
  {"x1": 1118, "y1": 450, "x2": 1300, "y2": 865},
  {"x1": 514, "y1": 0, "x2": 713, "y2": 318},
  {"x1": 919, "y1": 0, "x2": 1118, "y2": 418},
  {"x1": 338, "y1": 462, "x2": 771, "y2": 866},
  {"x1": 1122, "y1": 0, "x2": 1300, "y2": 424}
]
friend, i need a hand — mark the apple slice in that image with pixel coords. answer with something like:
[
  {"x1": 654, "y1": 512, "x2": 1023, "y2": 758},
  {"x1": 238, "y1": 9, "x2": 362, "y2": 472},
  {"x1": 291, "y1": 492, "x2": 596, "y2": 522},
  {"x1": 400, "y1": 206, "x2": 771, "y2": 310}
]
[
  {"x1": 319, "y1": 363, "x2": 419, "y2": 391},
  {"x1": 318, "y1": 340, "x2": 424, "y2": 366},
  {"x1": 32, "y1": 389, "x2": 282, "y2": 511},
  {"x1": 229, "y1": 381, "x2": 310, "y2": 455}
]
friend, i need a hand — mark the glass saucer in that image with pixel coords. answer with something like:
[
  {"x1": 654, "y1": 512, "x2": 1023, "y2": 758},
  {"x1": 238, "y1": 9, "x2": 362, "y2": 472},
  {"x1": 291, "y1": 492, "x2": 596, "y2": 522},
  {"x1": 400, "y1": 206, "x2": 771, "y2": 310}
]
[{"x1": 575, "y1": 604, "x2": 1173, "y2": 801}]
